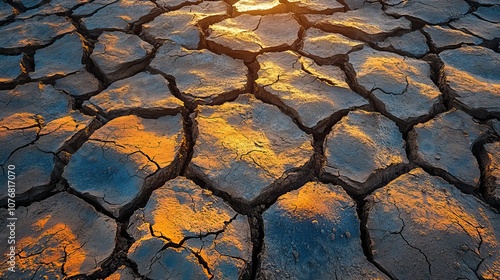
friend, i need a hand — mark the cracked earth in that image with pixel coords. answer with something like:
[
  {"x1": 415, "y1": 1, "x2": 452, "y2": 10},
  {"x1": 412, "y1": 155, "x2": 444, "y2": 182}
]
[{"x1": 0, "y1": 0, "x2": 499, "y2": 279}]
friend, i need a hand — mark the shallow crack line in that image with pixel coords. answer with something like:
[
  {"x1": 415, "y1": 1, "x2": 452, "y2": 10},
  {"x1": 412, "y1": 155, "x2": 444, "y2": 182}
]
[
  {"x1": 153, "y1": 214, "x2": 238, "y2": 253},
  {"x1": 140, "y1": 237, "x2": 168, "y2": 276},
  {"x1": 260, "y1": 73, "x2": 281, "y2": 88},
  {"x1": 215, "y1": 248, "x2": 247, "y2": 263},
  {"x1": 371, "y1": 77, "x2": 408, "y2": 96},
  {"x1": 17, "y1": 225, "x2": 67, "y2": 259},
  {"x1": 194, "y1": 214, "x2": 239, "y2": 240},
  {"x1": 398, "y1": 233, "x2": 432, "y2": 276},
  {"x1": 92, "y1": 138, "x2": 161, "y2": 172},
  {"x1": 100, "y1": 193, "x2": 121, "y2": 208},
  {"x1": 186, "y1": 191, "x2": 197, "y2": 212},
  {"x1": 290, "y1": 55, "x2": 302, "y2": 70},
  {"x1": 244, "y1": 152, "x2": 275, "y2": 179},
  {"x1": 73, "y1": 0, "x2": 119, "y2": 19},
  {"x1": 448, "y1": 206, "x2": 486, "y2": 258},
  {"x1": 301, "y1": 63, "x2": 346, "y2": 87},
  {"x1": 251, "y1": 16, "x2": 263, "y2": 32},
  {"x1": 117, "y1": 155, "x2": 149, "y2": 181},
  {"x1": 148, "y1": 245, "x2": 167, "y2": 273},
  {"x1": 391, "y1": 198, "x2": 432, "y2": 275},
  {"x1": 0, "y1": 141, "x2": 37, "y2": 166},
  {"x1": 0, "y1": 123, "x2": 40, "y2": 130},
  {"x1": 1, "y1": 123, "x2": 42, "y2": 166},
  {"x1": 37, "y1": 122, "x2": 76, "y2": 140},
  {"x1": 132, "y1": 149, "x2": 161, "y2": 171},
  {"x1": 168, "y1": 52, "x2": 193, "y2": 65}
]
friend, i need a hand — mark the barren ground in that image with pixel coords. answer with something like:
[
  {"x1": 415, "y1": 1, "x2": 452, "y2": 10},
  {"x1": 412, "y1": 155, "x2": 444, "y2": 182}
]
[{"x1": 0, "y1": 0, "x2": 499, "y2": 279}]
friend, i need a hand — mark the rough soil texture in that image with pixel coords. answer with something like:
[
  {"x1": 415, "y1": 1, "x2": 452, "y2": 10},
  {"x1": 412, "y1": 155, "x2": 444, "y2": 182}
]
[{"x1": 0, "y1": 0, "x2": 498, "y2": 279}]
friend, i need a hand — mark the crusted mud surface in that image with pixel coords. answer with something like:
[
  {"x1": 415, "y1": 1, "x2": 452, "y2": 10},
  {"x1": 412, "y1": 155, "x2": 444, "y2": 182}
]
[{"x1": 0, "y1": 0, "x2": 499, "y2": 279}]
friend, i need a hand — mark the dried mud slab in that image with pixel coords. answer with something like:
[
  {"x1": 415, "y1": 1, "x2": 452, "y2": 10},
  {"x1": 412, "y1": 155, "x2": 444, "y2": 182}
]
[
  {"x1": 177, "y1": 1, "x2": 228, "y2": 20},
  {"x1": 422, "y1": 25, "x2": 482, "y2": 51},
  {"x1": 83, "y1": 72, "x2": 183, "y2": 118},
  {"x1": 0, "y1": 15, "x2": 75, "y2": 53},
  {"x1": 80, "y1": 0, "x2": 157, "y2": 32},
  {"x1": 54, "y1": 70, "x2": 101, "y2": 97},
  {"x1": 150, "y1": 43, "x2": 247, "y2": 103},
  {"x1": 0, "y1": 193, "x2": 117, "y2": 279},
  {"x1": 349, "y1": 47, "x2": 443, "y2": 125},
  {"x1": 0, "y1": 145, "x2": 56, "y2": 204},
  {"x1": 127, "y1": 177, "x2": 252, "y2": 279},
  {"x1": 207, "y1": 13, "x2": 301, "y2": 60},
  {"x1": 450, "y1": 14, "x2": 500, "y2": 41},
  {"x1": 300, "y1": 28, "x2": 364, "y2": 60},
  {"x1": 286, "y1": 0, "x2": 344, "y2": 13},
  {"x1": 188, "y1": 94, "x2": 313, "y2": 202},
  {"x1": 480, "y1": 142, "x2": 500, "y2": 208},
  {"x1": 0, "y1": 113, "x2": 39, "y2": 169},
  {"x1": 440, "y1": 46, "x2": 500, "y2": 118},
  {"x1": 323, "y1": 110, "x2": 408, "y2": 195},
  {"x1": 261, "y1": 181, "x2": 388, "y2": 279},
  {"x1": 377, "y1": 31, "x2": 429, "y2": 57},
  {"x1": 366, "y1": 168, "x2": 500, "y2": 280},
  {"x1": 90, "y1": 32, "x2": 153, "y2": 83},
  {"x1": 0, "y1": 83, "x2": 93, "y2": 204},
  {"x1": 409, "y1": 110, "x2": 488, "y2": 192},
  {"x1": 0, "y1": 54, "x2": 23, "y2": 83},
  {"x1": 0, "y1": 2, "x2": 14, "y2": 22},
  {"x1": 256, "y1": 51, "x2": 368, "y2": 132},
  {"x1": 72, "y1": 0, "x2": 116, "y2": 17},
  {"x1": 141, "y1": 11, "x2": 201, "y2": 49},
  {"x1": 155, "y1": 0, "x2": 198, "y2": 10},
  {"x1": 63, "y1": 114, "x2": 185, "y2": 217},
  {"x1": 233, "y1": 0, "x2": 286, "y2": 14},
  {"x1": 15, "y1": 0, "x2": 90, "y2": 19},
  {"x1": 30, "y1": 33, "x2": 85, "y2": 80},
  {"x1": 474, "y1": 5, "x2": 500, "y2": 23},
  {"x1": 305, "y1": 3, "x2": 411, "y2": 41},
  {"x1": 142, "y1": 1, "x2": 228, "y2": 47},
  {"x1": 383, "y1": 0, "x2": 470, "y2": 24}
]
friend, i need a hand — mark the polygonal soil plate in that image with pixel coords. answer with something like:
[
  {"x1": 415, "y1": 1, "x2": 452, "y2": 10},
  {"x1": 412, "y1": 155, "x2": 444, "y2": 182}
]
[
  {"x1": 188, "y1": 94, "x2": 313, "y2": 202},
  {"x1": 0, "y1": 193, "x2": 117, "y2": 279},
  {"x1": 127, "y1": 177, "x2": 252, "y2": 279},
  {"x1": 366, "y1": 168, "x2": 500, "y2": 279},
  {"x1": 63, "y1": 114, "x2": 185, "y2": 217}
]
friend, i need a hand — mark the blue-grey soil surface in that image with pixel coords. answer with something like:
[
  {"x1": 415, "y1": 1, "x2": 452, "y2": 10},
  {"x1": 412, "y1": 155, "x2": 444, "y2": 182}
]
[{"x1": 0, "y1": 0, "x2": 499, "y2": 279}]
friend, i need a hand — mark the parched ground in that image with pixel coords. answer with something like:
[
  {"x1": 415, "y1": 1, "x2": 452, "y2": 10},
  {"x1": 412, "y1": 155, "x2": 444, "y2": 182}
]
[{"x1": 0, "y1": 0, "x2": 499, "y2": 279}]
